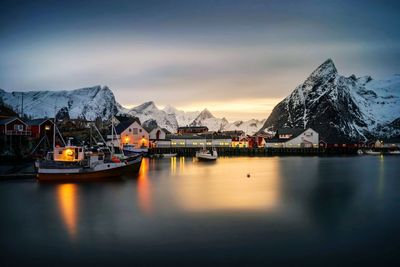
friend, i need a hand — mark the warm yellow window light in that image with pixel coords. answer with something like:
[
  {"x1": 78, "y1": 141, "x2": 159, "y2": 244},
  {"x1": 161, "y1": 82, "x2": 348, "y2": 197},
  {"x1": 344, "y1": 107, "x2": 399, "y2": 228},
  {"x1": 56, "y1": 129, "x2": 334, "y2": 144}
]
[{"x1": 66, "y1": 149, "x2": 74, "y2": 157}]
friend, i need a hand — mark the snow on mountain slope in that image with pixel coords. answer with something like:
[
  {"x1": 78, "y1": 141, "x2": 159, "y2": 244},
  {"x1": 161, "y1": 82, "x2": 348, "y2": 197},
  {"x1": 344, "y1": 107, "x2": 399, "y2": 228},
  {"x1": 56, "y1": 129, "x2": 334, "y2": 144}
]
[
  {"x1": 260, "y1": 59, "x2": 400, "y2": 142},
  {"x1": 163, "y1": 105, "x2": 200, "y2": 126},
  {"x1": 128, "y1": 101, "x2": 179, "y2": 133},
  {"x1": 1, "y1": 85, "x2": 265, "y2": 135},
  {"x1": 224, "y1": 119, "x2": 266, "y2": 135},
  {"x1": 190, "y1": 109, "x2": 229, "y2": 131},
  {"x1": 0, "y1": 85, "x2": 125, "y2": 121}
]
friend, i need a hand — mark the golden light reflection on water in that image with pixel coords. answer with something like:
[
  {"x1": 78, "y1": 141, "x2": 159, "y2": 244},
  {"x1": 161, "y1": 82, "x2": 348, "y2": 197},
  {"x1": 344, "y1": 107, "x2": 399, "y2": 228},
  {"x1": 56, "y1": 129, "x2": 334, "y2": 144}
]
[
  {"x1": 137, "y1": 158, "x2": 153, "y2": 214},
  {"x1": 170, "y1": 157, "x2": 177, "y2": 174},
  {"x1": 173, "y1": 157, "x2": 281, "y2": 212},
  {"x1": 57, "y1": 184, "x2": 78, "y2": 239}
]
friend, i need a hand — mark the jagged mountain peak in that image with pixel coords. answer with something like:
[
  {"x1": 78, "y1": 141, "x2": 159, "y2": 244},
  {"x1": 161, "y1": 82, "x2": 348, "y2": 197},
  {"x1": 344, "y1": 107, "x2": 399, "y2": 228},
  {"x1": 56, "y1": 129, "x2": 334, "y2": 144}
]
[
  {"x1": 261, "y1": 59, "x2": 400, "y2": 142},
  {"x1": 198, "y1": 108, "x2": 215, "y2": 119},
  {"x1": 132, "y1": 101, "x2": 157, "y2": 112},
  {"x1": 162, "y1": 104, "x2": 177, "y2": 113},
  {"x1": 305, "y1": 58, "x2": 337, "y2": 84}
]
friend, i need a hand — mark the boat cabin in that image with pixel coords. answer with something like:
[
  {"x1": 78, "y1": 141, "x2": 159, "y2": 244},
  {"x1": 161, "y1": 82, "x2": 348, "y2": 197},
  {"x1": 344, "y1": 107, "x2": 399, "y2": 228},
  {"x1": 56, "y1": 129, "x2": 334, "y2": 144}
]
[{"x1": 53, "y1": 146, "x2": 85, "y2": 162}]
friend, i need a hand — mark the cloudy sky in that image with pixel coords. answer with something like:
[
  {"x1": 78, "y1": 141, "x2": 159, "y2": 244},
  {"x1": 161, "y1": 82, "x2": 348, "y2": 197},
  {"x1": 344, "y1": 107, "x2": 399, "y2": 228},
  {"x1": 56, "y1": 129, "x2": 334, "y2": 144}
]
[{"x1": 1, "y1": 0, "x2": 399, "y2": 121}]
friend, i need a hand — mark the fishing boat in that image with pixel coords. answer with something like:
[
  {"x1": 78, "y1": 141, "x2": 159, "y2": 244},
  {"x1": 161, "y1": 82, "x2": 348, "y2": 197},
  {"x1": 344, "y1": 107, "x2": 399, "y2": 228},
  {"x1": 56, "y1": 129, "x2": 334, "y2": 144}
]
[
  {"x1": 196, "y1": 147, "x2": 218, "y2": 161},
  {"x1": 365, "y1": 150, "x2": 381, "y2": 155},
  {"x1": 37, "y1": 114, "x2": 142, "y2": 182},
  {"x1": 37, "y1": 145, "x2": 142, "y2": 181},
  {"x1": 113, "y1": 148, "x2": 143, "y2": 174}
]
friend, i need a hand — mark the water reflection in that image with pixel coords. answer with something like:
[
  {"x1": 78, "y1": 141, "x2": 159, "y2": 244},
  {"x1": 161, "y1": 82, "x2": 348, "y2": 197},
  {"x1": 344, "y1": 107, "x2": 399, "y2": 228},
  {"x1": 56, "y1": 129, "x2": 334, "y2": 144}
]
[
  {"x1": 137, "y1": 158, "x2": 153, "y2": 214},
  {"x1": 170, "y1": 157, "x2": 177, "y2": 174},
  {"x1": 378, "y1": 155, "x2": 385, "y2": 197},
  {"x1": 57, "y1": 184, "x2": 78, "y2": 240},
  {"x1": 174, "y1": 158, "x2": 281, "y2": 212}
]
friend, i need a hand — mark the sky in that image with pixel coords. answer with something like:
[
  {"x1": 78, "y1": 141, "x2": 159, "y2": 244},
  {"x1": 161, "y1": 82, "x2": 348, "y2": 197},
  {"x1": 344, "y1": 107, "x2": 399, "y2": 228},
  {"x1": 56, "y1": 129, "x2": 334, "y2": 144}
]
[{"x1": 1, "y1": 0, "x2": 400, "y2": 121}]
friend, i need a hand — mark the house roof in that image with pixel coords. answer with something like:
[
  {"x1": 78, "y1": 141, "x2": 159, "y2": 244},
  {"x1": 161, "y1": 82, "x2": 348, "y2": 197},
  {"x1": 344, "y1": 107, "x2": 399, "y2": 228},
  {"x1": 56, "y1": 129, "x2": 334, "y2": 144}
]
[
  {"x1": 161, "y1": 128, "x2": 171, "y2": 134},
  {"x1": 221, "y1": 130, "x2": 245, "y2": 138},
  {"x1": 177, "y1": 126, "x2": 208, "y2": 130},
  {"x1": 167, "y1": 134, "x2": 204, "y2": 140},
  {"x1": 265, "y1": 128, "x2": 308, "y2": 143},
  {"x1": 276, "y1": 128, "x2": 305, "y2": 136},
  {"x1": 27, "y1": 118, "x2": 52, "y2": 126},
  {"x1": 0, "y1": 117, "x2": 26, "y2": 126},
  {"x1": 114, "y1": 116, "x2": 141, "y2": 134},
  {"x1": 115, "y1": 115, "x2": 141, "y2": 125}
]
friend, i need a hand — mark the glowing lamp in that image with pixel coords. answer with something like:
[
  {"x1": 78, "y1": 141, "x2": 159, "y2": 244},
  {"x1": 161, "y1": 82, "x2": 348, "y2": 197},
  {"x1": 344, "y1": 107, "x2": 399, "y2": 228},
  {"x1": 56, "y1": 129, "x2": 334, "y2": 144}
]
[{"x1": 66, "y1": 149, "x2": 74, "y2": 157}]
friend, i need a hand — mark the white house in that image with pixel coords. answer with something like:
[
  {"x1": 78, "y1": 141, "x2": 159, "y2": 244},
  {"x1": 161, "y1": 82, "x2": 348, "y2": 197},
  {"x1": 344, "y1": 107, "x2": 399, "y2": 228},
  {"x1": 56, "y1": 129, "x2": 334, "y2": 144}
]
[
  {"x1": 148, "y1": 127, "x2": 170, "y2": 140},
  {"x1": 108, "y1": 116, "x2": 149, "y2": 148},
  {"x1": 265, "y1": 128, "x2": 319, "y2": 148}
]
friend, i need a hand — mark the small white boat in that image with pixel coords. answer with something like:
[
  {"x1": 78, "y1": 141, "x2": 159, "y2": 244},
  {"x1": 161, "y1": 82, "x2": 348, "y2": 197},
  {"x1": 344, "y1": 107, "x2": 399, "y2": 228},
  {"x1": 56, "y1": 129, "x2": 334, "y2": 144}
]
[
  {"x1": 388, "y1": 150, "x2": 400, "y2": 155},
  {"x1": 162, "y1": 153, "x2": 177, "y2": 158},
  {"x1": 357, "y1": 149, "x2": 364, "y2": 155},
  {"x1": 196, "y1": 147, "x2": 218, "y2": 161},
  {"x1": 153, "y1": 153, "x2": 177, "y2": 158},
  {"x1": 365, "y1": 150, "x2": 381, "y2": 155}
]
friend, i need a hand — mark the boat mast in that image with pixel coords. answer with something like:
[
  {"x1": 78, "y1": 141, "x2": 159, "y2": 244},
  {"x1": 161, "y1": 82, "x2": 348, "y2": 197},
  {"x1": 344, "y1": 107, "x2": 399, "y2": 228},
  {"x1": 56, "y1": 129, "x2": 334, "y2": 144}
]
[
  {"x1": 111, "y1": 101, "x2": 114, "y2": 154},
  {"x1": 53, "y1": 105, "x2": 56, "y2": 150}
]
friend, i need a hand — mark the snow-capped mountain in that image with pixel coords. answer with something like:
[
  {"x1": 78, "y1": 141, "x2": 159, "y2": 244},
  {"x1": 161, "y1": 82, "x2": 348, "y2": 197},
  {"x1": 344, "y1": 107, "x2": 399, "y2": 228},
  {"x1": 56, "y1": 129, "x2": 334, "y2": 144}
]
[
  {"x1": 162, "y1": 105, "x2": 200, "y2": 127},
  {"x1": 127, "y1": 101, "x2": 179, "y2": 133},
  {"x1": 0, "y1": 85, "x2": 126, "y2": 121},
  {"x1": 224, "y1": 119, "x2": 266, "y2": 135},
  {"x1": 190, "y1": 109, "x2": 229, "y2": 131},
  {"x1": 260, "y1": 59, "x2": 400, "y2": 142},
  {"x1": 1, "y1": 85, "x2": 265, "y2": 134}
]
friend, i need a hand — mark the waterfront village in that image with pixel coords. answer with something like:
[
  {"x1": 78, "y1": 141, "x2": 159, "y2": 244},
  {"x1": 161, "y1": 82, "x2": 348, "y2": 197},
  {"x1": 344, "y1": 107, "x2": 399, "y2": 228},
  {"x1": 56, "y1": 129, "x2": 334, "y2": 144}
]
[{"x1": 1, "y1": 104, "x2": 400, "y2": 160}]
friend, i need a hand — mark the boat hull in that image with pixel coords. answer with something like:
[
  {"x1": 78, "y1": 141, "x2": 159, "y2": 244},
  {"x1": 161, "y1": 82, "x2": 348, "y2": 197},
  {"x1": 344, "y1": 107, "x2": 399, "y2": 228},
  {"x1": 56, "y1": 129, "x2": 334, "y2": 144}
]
[
  {"x1": 38, "y1": 166, "x2": 125, "y2": 182},
  {"x1": 196, "y1": 154, "x2": 217, "y2": 161},
  {"x1": 121, "y1": 155, "x2": 143, "y2": 174}
]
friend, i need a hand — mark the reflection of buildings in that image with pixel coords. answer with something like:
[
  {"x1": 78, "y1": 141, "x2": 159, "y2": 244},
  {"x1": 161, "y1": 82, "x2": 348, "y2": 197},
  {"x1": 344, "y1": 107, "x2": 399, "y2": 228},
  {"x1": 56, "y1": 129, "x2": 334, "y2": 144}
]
[
  {"x1": 137, "y1": 158, "x2": 153, "y2": 214},
  {"x1": 57, "y1": 184, "x2": 78, "y2": 239},
  {"x1": 175, "y1": 158, "x2": 281, "y2": 212}
]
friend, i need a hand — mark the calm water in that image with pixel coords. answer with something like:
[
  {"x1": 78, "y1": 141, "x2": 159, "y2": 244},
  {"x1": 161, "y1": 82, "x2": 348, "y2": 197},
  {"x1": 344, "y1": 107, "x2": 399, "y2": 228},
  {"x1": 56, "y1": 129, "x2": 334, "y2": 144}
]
[{"x1": 1, "y1": 156, "x2": 400, "y2": 266}]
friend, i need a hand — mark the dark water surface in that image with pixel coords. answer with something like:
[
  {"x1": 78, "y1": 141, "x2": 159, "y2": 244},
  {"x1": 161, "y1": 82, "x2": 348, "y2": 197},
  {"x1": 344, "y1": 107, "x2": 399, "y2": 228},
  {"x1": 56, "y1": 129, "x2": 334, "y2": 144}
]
[{"x1": 1, "y1": 156, "x2": 400, "y2": 266}]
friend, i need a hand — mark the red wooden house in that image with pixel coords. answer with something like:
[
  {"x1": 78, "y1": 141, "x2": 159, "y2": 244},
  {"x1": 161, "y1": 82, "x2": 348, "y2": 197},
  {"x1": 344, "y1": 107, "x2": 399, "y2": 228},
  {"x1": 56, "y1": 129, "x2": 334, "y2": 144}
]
[
  {"x1": 27, "y1": 118, "x2": 54, "y2": 139},
  {"x1": 0, "y1": 117, "x2": 30, "y2": 136}
]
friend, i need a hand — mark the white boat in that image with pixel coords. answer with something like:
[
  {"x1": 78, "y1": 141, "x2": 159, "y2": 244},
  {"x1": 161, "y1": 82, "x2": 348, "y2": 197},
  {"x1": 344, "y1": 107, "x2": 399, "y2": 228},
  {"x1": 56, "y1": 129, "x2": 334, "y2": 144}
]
[
  {"x1": 365, "y1": 150, "x2": 381, "y2": 155},
  {"x1": 153, "y1": 153, "x2": 177, "y2": 158},
  {"x1": 196, "y1": 147, "x2": 218, "y2": 161},
  {"x1": 388, "y1": 150, "x2": 400, "y2": 155}
]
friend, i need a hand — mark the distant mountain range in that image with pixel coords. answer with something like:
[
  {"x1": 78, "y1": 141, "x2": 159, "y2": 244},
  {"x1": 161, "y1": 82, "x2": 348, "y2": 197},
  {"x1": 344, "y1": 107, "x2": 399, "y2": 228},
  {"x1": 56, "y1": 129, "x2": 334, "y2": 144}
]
[
  {"x1": 0, "y1": 86, "x2": 264, "y2": 134},
  {"x1": 260, "y1": 59, "x2": 400, "y2": 142},
  {"x1": 2, "y1": 58, "x2": 399, "y2": 140}
]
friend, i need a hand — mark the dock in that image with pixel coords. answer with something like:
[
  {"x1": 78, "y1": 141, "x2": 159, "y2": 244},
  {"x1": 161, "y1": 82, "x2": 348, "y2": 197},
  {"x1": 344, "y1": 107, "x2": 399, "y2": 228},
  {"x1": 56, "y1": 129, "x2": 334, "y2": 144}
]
[{"x1": 149, "y1": 147, "x2": 359, "y2": 156}]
